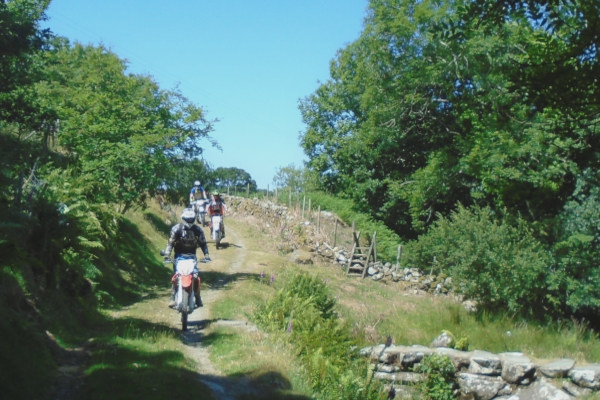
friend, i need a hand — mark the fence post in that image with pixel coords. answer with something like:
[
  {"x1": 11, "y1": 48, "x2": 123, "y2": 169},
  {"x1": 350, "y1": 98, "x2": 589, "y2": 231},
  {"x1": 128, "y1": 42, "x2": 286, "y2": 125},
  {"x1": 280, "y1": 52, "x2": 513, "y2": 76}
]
[
  {"x1": 302, "y1": 196, "x2": 306, "y2": 219},
  {"x1": 395, "y1": 245, "x2": 403, "y2": 273},
  {"x1": 334, "y1": 218, "x2": 338, "y2": 248},
  {"x1": 317, "y1": 205, "x2": 321, "y2": 232}
]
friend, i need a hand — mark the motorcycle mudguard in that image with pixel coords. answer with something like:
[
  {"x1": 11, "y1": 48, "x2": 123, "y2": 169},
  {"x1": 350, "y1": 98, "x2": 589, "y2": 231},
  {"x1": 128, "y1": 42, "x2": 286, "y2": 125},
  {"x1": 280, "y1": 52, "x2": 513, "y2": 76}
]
[
  {"x1": 211, "y1": 215, "x2": 222, "y2": 240},
  {"x1": 180, "y1": 274, "x2": 193, "y2": 288}
]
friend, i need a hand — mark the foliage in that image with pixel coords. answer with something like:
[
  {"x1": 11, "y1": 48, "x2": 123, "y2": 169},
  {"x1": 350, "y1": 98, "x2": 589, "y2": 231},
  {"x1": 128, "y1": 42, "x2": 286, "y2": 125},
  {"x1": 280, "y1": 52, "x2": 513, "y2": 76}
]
[
  {"x1": 254, "y1": 272, "x2": 385, "y2": 399},
  {"x1": 549, "y1": 168, "x2": 600, "y2": 321},
  {"x1": 405, "y1": 205, "x2": 551, "y2": 317},
  {"x1": 414, "y1": 354, "x2": 456, "y2": 400},
  {"x1": 211, "y1": 166, "x2": 257, "y2": 192},
  {"x1": 272, "y1": 163, "x2": 318, "y2": 193},
  {"x1": 298, "y1": 0, "x2": 599, "y2": 324},
  {"x1": 33, "y1": 40, "x2": 216, "y2": 213}
]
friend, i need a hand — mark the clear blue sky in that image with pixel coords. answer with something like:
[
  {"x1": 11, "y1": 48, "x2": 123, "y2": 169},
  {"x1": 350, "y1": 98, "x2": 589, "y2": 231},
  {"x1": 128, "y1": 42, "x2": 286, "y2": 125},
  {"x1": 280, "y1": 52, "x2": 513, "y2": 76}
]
[{"x1": 42, "y1": 0, "x2": 368, "y2": 189}]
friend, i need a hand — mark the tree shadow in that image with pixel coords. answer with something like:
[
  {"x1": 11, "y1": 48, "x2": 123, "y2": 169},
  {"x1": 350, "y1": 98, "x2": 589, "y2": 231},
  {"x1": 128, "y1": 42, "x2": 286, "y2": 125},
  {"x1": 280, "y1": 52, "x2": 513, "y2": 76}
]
[{"x1": 75, "y1": 314, "x2": 312, "y2": 400}]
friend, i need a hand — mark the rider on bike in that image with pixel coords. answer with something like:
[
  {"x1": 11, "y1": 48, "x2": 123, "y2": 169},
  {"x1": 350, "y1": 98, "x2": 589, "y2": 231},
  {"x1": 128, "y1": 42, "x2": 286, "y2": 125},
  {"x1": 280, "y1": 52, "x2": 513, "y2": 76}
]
[
  {"x1": 162, "y1": 208, "x2": 210, "y2": 308},
  {"x1": 189, "y1": 180, "x2": 207, "y2": 204},
  {"x1": 208, "y1": 192, "x2": 228, "y2": 238}
]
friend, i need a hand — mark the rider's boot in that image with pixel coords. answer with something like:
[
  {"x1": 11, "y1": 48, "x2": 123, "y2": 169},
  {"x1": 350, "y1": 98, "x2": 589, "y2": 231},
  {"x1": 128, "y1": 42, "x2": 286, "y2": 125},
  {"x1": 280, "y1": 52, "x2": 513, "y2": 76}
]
[
  {"x1": 195, "y1": 293, "x2": 203, "y2": 307},
  {"x1": 168, "y1": 285, "x2": 176, "y2": 308}
]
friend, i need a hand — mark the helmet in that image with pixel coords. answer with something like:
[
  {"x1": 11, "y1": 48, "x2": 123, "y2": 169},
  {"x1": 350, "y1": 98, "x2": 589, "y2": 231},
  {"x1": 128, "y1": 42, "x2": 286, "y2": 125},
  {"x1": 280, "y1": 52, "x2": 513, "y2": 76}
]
[
  {"x1": 194, "y1": 180, "x2": 201, "y2": 186},
  {"x1": 181, "y1": 208, "x2": 196, "y2": 227}
]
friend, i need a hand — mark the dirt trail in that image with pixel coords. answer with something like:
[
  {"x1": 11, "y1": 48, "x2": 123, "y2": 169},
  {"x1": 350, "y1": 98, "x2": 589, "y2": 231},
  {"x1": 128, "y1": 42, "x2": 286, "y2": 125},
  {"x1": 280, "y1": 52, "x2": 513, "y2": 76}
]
[{"x1": 110, "y1": 221, "x2": 262, "y2": 400}]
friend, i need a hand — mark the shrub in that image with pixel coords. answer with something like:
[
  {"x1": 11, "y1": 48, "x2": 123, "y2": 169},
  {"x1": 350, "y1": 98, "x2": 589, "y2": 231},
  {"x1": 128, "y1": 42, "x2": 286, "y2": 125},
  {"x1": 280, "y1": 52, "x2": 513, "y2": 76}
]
[
  {"x1": 405, "y1": 205, "x2": 551, "y2": 317},
  {"x1": 254, "y1": 272, "x2": 385, "y2": 399},
  {"x1": 414, "y1": 354, "x2": 456, "y2": 400}
]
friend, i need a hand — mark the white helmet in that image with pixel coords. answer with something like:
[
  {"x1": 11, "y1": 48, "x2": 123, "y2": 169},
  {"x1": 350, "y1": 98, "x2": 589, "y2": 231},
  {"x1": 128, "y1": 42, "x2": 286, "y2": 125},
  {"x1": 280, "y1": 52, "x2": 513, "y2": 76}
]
[
  {"x1": 194, "y1": 180, "x2": 201, "y2": 186},
  {"x1": 181, "y1": 208, "x2": 196, "y2": 228}
]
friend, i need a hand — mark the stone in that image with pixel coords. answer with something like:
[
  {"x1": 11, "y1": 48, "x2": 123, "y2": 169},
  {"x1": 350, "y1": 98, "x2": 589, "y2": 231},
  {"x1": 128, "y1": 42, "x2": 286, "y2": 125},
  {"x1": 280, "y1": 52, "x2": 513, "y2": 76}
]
[
  {"x1": 289, "y1": 249, "x2": 313, "y2": 264},
  {"x1": 430, "y1": 330, "x2": 455, "y2": 348},
  {"x1": 457, "y1": 372, "x2": 508, "y2": 400},
  {"x1": 568, "y1": 364, "x2": 600, "y2": 389},
  {"x1": 501, "y1": 378, "x2": 572, "y2": 400},
  {"x1": 539, "y1": 358, "x2": 575, "y2": 378},
  {"x1": 562, "y1": 380, "x2": 593, "y2": 397},
  {"x1": 374, "y1": 371, "x2": 423, "y2": 383},
  {"x1": 499, "y1": 352, "x2": 535, "y2": 384},
  {"x1": 469, "y1": 350, "x2": 502, "y2": 376},
  {"x1": 436, "y1": 347, "x2": 473, "y2": 370}
]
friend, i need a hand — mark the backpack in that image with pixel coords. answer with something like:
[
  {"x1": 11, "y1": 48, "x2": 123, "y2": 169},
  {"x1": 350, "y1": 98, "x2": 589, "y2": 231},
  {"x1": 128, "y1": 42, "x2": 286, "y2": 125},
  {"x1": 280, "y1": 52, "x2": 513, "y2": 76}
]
[{"x1": 178, "y1": 224, "x2": 198, "y2": 247}]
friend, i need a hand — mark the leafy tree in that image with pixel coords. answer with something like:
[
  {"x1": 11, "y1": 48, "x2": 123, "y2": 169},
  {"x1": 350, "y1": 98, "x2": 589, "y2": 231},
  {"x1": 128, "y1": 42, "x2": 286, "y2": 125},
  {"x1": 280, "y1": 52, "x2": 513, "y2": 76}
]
[
  {"x1": 272, "y1": 163, "x2": 315, "y2": 192},
  {"x1": 550, "y1": 168, "x2": 600, "y2": 321},
  {"x1": 211, "y1": 166, "x2": 256, "y2": 192},
  {"x1": 33, "y1": 41, "x2": 215, "y2": 212}
]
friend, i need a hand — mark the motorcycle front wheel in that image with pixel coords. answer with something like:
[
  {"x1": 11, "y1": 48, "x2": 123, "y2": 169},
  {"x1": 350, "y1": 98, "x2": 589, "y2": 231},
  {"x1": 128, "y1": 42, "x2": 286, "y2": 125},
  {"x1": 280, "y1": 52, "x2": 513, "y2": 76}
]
[{"x1": 181, "y1": 291, "x2": 190, "y2": 331}]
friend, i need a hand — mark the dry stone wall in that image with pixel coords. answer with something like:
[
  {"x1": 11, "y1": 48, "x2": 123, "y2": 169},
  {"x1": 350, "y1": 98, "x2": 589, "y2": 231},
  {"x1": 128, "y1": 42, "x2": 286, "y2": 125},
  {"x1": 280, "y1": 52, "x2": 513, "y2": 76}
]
[{"x1": 360, "y1": 343, "x2": 600, "y2": 399}]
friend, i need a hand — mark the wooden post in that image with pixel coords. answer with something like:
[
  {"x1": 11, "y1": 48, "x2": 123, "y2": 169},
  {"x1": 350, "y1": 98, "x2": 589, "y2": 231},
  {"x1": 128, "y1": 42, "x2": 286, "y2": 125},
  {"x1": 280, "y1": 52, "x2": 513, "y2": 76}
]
[
  {"x1": 394, "y1": 245, "x2": 402, "y2": 273},
  {"x1": 246, "y1": 183, "x2": 250, "y2": 197},
  {"x1": 333, "y1": 219, "x2": 338, "y2": 248},
  {"x1": 372, "y1": 231, "x2": 378, "y2": 262},
  {"x1": 308, "y1": 198, "x2": 312, "y2": 220},
  {"x1": 302, "y1": 196, "x2": 306, "y2": 219},
  {"x1": 317, "y1": 205, "x2": 321, "y2": 232}
]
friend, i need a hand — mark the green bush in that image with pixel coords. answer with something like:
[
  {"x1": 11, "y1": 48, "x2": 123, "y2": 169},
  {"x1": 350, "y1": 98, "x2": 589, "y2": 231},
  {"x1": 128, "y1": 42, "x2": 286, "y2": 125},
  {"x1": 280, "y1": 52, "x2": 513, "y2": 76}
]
[
  {"x1": 254, "y1": 272, "x2": 385, "y2": 400},
  {"x1": 414, "y1": 354, "x2": 456, "y2": 400},
  {"x1": 405, "y1": 205, "x2": 551, "y2": 317}
]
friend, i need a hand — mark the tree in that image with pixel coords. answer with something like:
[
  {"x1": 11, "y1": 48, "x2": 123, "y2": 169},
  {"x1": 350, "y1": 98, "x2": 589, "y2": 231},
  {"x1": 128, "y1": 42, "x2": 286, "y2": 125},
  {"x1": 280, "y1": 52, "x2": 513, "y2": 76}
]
[
  {"x1": 211, "y1": 167, "x2": 256, "y2": 192},
  {"x1": 272, "y1": 164, "x2": 312, "y2": 192},
  {"x1": 34, "y1": 41, "x2": 216, "y2": 212}
]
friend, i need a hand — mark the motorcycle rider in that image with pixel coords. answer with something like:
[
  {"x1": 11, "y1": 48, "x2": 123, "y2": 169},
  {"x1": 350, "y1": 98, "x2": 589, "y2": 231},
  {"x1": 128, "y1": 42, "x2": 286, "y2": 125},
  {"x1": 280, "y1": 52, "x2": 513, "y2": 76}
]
[
  {"x1": 208, "y1": 192, "x2": 228, "y2": 238},
  {"x1": 162, "y1": 208, "x2": 210, "y2": 308},
  {"x1": 189, "y1": 180, "x2": 207, "y2": 204}
]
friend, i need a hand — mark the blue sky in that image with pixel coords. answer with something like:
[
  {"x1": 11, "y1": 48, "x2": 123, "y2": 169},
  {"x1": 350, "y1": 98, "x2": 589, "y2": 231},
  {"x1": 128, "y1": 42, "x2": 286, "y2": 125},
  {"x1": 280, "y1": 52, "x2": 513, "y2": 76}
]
[{"x1": 42, "y1": 1, "x2": 368, "y2": 189}]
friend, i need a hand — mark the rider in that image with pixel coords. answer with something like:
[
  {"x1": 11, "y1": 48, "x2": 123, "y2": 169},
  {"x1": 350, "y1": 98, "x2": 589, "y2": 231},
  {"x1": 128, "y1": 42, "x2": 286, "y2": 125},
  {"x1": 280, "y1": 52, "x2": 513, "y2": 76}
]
[
  {"x1": 189, "y1": 180, "x2": 207, "y2": 204},
  {"x1": 208, "y1": 192, "x2": 228, "y2": 238},
  {"x1": 162, "y1": 208, "x2": 210, "y2": 308}
]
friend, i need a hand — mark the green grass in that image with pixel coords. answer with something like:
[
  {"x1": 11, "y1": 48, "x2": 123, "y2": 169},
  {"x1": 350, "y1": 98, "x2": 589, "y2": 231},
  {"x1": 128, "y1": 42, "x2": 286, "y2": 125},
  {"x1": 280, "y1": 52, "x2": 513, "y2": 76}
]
[{"x1": 261, "y1": 192, "x2": 600, "y2": 362}]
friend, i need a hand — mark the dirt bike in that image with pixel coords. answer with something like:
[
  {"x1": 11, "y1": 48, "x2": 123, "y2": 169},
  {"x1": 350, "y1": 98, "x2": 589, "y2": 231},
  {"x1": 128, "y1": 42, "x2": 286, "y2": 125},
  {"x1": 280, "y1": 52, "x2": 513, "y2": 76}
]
[
  {"x1": 161, "y1": 253, "x2": 208, "y2": 331},
  {"x1": 192, "y1": 199, "x2": 209, "y2": 227},
  {"x1": 210, "y1": 213, "x2": 224, "y2": 249}
]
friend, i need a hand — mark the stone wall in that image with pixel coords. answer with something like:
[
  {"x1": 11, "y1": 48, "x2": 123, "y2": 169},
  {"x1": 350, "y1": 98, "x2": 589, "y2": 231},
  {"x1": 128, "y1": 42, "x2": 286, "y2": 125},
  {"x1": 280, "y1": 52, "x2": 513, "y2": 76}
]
[{"x1": 360, "y1": 342, "x2": 600, "y2": 399}]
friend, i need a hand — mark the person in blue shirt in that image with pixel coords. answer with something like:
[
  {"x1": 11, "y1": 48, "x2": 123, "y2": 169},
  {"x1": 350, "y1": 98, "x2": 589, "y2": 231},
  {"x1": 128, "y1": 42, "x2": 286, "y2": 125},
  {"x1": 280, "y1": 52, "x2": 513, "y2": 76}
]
[{"x1": 189, "y1": 180, "x2": 207, "y2": 204}]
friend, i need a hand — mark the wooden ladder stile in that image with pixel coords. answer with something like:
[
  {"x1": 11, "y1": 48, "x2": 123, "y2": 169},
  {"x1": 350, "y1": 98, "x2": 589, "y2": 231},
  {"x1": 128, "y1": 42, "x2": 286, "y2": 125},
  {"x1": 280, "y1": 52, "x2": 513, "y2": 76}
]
[{"x1": 346, "y1": 231, "x2": 377, "y2": 278}]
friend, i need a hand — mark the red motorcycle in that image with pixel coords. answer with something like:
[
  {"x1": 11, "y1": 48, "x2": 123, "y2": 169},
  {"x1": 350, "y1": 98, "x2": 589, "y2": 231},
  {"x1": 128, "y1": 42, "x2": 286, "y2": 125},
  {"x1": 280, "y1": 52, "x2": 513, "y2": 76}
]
[{"x1": 162, "y1": 255, "x2": 207, "y2": 331}]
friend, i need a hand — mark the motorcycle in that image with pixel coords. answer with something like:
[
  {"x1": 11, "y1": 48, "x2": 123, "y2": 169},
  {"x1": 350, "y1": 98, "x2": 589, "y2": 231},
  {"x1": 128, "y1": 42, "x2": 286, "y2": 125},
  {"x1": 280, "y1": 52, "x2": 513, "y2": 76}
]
[
  {"x1": 192, "y1": 199, "x2": 209, "y2": 227},
  {"x1": 161, "y1": 252, "x2": 207, "y2": 331},
  {"x1": 210, "y1": 213, "x2": 223, "y2": 249}
]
